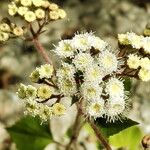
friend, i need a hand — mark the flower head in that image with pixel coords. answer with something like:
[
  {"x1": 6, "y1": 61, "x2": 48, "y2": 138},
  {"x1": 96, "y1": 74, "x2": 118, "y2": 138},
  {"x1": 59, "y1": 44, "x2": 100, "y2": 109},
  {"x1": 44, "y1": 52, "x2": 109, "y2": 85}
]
[
  {"x1": 18, "y1": 6, "x2": 28, "y2": 16},
  {"x1": 32, "y1": 0, "x2": 43, "y2": 7},
  {"x1": 37, "y1": 85, "x2": 54, "y2": 100},
  {"x1": 52, "y1": 103, "x2": 66, "y2": 116},
  {"x1": 98, "y1": 50, "x2": 118, "y2": 75},
  {"x1": 21, "y1": 0, "x2": 32, "y2": 6},
  {"x1": 105, "y1": 78, "x2": 124, "y2": 98},
  {"x1": 81, "y1": 82, "x2": 102, "y2": 101},
  {"x1": 17, "y1": 83, "x2": 27, "y2": 99},
  {"x1": 87, "y1": 98, "x2": 105, "y2": 119},
  {"x1": 13, "y1": 27, "x2": 24, "y2": 36},
  {"x1": 24, "y1": 11, "x2": 36, "y2": 22},
  {"x1": 138, "y1": 68, "x2": 150, "y2": 82},
  {"x1": 127, "y1": 54, "x2": 140, "y2": 69},
  {"x1": 73, "y1": 52, "x2": 93, "y2": 71},
  {"x1": 55, "y1": 40, "x2": 75, "y2": 58},
  {"x1": 26, "y1": 85, "x2": 37, "y2": 99},
  {"x1": 72, "y1": 33, "x2": 93, "y2": 51},
  {"x1": 106, "y1": 98, "x2": 125, "y2": 122},
  {"x1": 38, "y1": 64, "x2": 54, "y2": 79},
  {"x1": 35, "y1": 8, "x2": 45, "y2": 19},
  {"x1": 0, "y1": 23, "x2": 11, "y2": 32}
]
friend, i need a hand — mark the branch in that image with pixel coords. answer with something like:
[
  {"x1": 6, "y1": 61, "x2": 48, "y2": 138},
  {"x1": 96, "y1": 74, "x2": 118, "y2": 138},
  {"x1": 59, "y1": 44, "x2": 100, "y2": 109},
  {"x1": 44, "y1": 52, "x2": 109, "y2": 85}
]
[
  {"x1": 88, "y1": 119, "x2": 112, "y2": 150},
  {"x1": 32, "y1": 37, "x2": 52, "y2": 64},
  {"x1": 66, "y1": 107, "x2": 82, "y2": 150}
]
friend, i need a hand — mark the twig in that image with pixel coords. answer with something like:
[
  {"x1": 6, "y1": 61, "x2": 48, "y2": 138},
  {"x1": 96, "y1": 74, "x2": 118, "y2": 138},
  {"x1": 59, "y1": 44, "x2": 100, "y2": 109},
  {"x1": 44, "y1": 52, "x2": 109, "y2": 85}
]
[
  {"x1": 66, "y1": 107, "x2": 82, "y2": 150},
  {"x1": 32, "y1": 37, "x2": 52, "y2": 64},
  {"x1": 88, "y1": 119, "x2": 112, "y2": 150}
]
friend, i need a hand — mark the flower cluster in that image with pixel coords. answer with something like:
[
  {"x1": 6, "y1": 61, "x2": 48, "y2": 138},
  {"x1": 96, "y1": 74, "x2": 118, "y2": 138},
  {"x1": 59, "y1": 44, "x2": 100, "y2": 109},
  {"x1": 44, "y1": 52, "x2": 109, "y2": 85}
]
[
  {"x1": 8, "y1": 0, "x2": 66, "y2": 22},
  {"x1": 17, "y1": 33, "x2": 128, "y2": 122},
  {"x1": 0, "y1": 20, "x2": 24, "y2": 42},
  {"x1": 118, "y1": 32, "x2": 150, "y2": 82},
  {"x1": 17, "y1": 64, "x2": 66, "y2": 121},
  {"x1": 17, "y1": 32, "x2": 150, "y2": 122}
]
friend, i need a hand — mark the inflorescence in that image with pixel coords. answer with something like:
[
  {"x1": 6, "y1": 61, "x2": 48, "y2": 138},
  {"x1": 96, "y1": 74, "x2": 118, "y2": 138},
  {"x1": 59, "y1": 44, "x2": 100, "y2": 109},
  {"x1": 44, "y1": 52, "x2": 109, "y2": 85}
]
[
  {"x1": 0, "y1": 0, "x2": 66, "y2": 43},
  {"x1": 17, "y1": 32, "x2": 150, "y2": 122}
]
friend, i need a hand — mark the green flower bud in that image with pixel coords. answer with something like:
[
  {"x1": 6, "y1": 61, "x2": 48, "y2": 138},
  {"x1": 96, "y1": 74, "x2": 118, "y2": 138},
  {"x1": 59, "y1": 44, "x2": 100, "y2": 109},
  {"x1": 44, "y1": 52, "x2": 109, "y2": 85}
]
[
  {"x1": 17, "y1": 83, "x2": 27, "y2": 99},
  {"x1": 30, "y1": 68, "x2": 40, "y2": 83},
  {"x1": 26, "y1": 85, "x2": 37, "y2": 99}
]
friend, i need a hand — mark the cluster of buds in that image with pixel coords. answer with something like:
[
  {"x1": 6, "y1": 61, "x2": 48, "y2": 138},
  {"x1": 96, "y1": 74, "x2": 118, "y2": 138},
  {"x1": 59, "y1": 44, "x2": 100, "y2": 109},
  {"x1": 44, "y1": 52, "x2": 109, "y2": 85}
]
[
  {"x1": 0, "y1": 19, "x2": 24, "y2": 42},
  {"x1": 118, "y1": 32, "x2": 150, "y2": 81},
  {"x1": 8, "y1": 0, "x2": 66, "y2": 22},
  {"x1": 17, "y1": 64, "x2": 66, "y2": 122}
]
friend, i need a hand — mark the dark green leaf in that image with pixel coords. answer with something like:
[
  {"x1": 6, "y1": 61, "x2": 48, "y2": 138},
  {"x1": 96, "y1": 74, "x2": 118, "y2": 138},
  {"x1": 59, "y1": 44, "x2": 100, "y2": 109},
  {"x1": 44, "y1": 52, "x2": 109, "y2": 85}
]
[
  {"x1": 123, "y1": 78, "x2": 132, "y2": 91},
  {"x1": 7, "y1": 115, "x2": 53, "y2": 150},
  {"x1": 95, "y1": 117, "x2": 139, "y2": 138}
]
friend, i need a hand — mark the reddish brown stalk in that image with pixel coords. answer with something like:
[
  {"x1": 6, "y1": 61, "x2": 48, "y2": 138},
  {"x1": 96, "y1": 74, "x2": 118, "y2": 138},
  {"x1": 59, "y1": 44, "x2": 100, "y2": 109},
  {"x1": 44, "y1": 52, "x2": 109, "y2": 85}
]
[{"x1": 88, "y1": 119, "x2": 112, "y2": 150}]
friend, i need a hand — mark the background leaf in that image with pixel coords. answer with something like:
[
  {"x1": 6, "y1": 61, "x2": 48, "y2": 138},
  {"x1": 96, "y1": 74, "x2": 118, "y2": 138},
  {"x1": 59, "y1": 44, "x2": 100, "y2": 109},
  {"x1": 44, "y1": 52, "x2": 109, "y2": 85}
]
[
  {"x1": 109, "y1": 126, "x2": 143, "y2": 150},
  {"x1": 95, "y1": 117, "x2": 139, "y2": 138},
  {"x1": 7, "y1": 115, "x2": 53, "y2": 150}
]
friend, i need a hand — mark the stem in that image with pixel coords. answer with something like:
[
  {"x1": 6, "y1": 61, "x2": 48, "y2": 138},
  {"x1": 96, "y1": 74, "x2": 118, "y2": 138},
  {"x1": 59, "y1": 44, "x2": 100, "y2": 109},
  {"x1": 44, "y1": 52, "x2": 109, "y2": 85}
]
[
  {"x1": 66, "y1": 107, "x2": 82, "y2": 150},
  {"x1": 88, "y1": 119, "x2": 112, "y2": 150},
  {"x1": 32, "y1": 37, "x2": 52, "y2": 64}
]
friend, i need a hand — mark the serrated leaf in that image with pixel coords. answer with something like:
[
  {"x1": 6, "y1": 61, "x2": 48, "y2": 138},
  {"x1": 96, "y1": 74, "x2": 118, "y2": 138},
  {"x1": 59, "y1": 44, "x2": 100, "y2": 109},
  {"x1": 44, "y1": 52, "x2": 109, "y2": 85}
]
[
  {"x1": 109, "y1": 126, "x2": 143, "y2": 150},
  {"x1": 7, "y1": 115, "x2": 53, "y2": 150},
  {"x1": 95, "y1": 117, "x2": 139, "y2": 138}
]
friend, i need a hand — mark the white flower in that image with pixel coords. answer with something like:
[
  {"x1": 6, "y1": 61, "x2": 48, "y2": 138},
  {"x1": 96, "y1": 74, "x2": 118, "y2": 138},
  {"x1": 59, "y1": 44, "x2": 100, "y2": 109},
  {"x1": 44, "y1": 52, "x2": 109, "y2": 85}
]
[
  {"x1": 0, "y1": 32, "x2": 9, "y2": 42},
  {"x1": 81, "y1": 82, "x2": 102, "y2": 101},
  {"x1": 84, "y1": 64, "x2": 104, "y2": 83},
  {"x1": 73, "y1": 52, "x2": 93, "y2": 71},
  {"x1": 55, "y1": 40, "x2": 75, "y2": 58},
  {"x1": 38, "y1": 64, "x2": 54, "y2": 79},
  {"x1": 127, "y1": 32, "x2": 143, "y2": 49},
  {"x1": 118, "y1": 34, "x2": 129, "y2": 45},
  {"x1": 8, "y1": 3, "x2": 18, "y2": 16},
  {"x1": 87, "y1": 98, "x2": 105, "y2": 118},
  {"x1": 32, "y1": 0, "x2": 43, "y2": 7},
  {"x1": 57, "y1": 9, "x2": 66, "y2": 19},
  {"x1": 21, "y1": 0, "x2": 32, "y2": 6},
  {"x1": 142, "y1": 37, "x2": 150, "y2": 54},
  {"x1": 140, "y1": 57, "x2": 150, "y2": 70},
  {"x1": 72, "y1": 33, "x2": 93, "y2": 51},
  {"x1": 24, "y1": 11, "x2": 36, "y2": 22},
  {"x1": 18, "y1": 6, "x2": 28, "y2": 16},
  {"x1": 26, "y1": 85, "x2": 37, "y2": 99},
  {"x1": 58, "y1": 77, "x2": 77, "y2": 96},
  {"x1": 98, "y1": 50, "x2": 118, "y2": 75},
  {"x1": 49, "y1": 3, "x2": 58, "y2": 10},
  {"x1": 105, "y1": 78, "x2": 124, "y2": 98},
  {"x1": 13, "y1": 27, "x2": 24, "y2": 36},
  {"x1": 138, "y1": 68, "x2": 150, "y2": 82},
  {"x1": 35, "y1": 8, "x2": 45, "y2": 19},
  {"x1": 127, "y1": 54, "x2": 140, "y2": 69},
  {"x1": 56, "y1": 63, "x2": 75, "y2": 79},
  {"x1": 0, "y1": 23, "x2": 11, "y2": 32},
  {"x1": 106, "y1": 98, "x2": 125, "y2": 122},
  {"x1": 49, "y1": 10, "x2": 59, "y2": 20},
  {"x1": 25, "y1": 99, "x2": 40, "y2": 116},
  {"x1": 88, "y1": 35, "x2": 108, "y2": 50}
]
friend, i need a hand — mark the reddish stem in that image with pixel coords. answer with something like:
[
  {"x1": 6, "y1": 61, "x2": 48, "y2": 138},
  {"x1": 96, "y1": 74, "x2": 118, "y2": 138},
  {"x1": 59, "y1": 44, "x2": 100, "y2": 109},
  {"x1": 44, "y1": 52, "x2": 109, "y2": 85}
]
[{"x1": 32, "y1": 37, "x2": 52, "y2": 64}]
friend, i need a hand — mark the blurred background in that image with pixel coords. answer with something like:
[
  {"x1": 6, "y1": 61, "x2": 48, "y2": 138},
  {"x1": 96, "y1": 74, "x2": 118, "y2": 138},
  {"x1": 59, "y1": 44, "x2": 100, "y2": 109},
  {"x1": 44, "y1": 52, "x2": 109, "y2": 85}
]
[{"x1": 0, "y1": 0, "x2": 150, "y2": 149}]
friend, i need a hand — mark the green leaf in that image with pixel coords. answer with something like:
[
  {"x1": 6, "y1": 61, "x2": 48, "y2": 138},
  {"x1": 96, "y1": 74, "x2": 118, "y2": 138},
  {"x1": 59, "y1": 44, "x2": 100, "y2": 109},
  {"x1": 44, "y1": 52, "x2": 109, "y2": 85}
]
[
  {"x1": 7, "y1": 115, "x2": 53, "y2": 150},
  {"x1": 109, "y1": 126, "x2": 143, "y2": 150},
  {"x1": 95, "y1": 117, "x2": 139, "y2": 138},
  {"x1": 124, "y1": 77, "x2": 132, "y2": 91}
]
